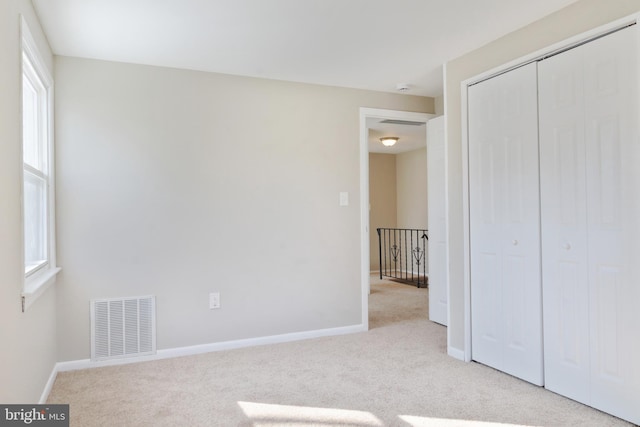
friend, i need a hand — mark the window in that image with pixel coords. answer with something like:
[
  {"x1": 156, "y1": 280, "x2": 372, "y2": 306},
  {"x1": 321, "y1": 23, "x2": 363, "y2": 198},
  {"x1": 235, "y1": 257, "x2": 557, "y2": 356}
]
[{"x1": 21, "y1": 17, "x2": 59, "y2": 310}]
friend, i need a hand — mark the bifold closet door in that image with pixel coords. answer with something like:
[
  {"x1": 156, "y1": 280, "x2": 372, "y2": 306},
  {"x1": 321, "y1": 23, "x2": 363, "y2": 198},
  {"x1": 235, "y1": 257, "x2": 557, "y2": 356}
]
[
  {"x1": 468, "y1": 62, "x2": 543, "y2": 386},
  {"x1": 539, "y1": 24, "x2": 640, "y2": 424}
]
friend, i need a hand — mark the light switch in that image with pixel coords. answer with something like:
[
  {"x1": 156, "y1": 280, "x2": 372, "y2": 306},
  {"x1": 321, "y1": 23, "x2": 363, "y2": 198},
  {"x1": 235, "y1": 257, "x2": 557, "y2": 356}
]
[{"x1": 340, "y1": 192, "x2": 349, "y2": 206}]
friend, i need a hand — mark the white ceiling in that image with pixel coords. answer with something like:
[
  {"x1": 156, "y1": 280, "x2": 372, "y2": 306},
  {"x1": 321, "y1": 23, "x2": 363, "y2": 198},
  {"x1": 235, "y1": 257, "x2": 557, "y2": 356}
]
[{"x1": 32, "y1": 0, "x2": 577, "y2": 97}]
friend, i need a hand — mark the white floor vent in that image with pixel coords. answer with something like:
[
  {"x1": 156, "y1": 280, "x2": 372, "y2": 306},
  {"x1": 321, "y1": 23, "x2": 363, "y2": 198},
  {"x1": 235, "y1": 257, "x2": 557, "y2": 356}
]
[{"x1": 90, "y1": 296, "x2": 156, "y2": 361}]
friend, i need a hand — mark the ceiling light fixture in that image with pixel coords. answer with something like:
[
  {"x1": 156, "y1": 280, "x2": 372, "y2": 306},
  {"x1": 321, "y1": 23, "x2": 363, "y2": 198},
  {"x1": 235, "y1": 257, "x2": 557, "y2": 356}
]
[{"x1": 380, "y1": 137, "x2": 399, "y2": 147}]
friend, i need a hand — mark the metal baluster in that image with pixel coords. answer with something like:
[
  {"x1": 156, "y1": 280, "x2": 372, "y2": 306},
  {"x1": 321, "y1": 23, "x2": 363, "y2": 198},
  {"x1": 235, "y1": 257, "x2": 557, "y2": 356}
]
[
  {"x1": 377, "y1": 228, "x2": 429, "y2": 288},
  {"x1": 384, "y1": 229, "x2": 388, "y2": 278},
  {"x1": 410, "y1": 230, "x2": 414, "y2": 284},
  {"x1": 377, "y1": 228, "x2": 382, "y2": 280}
]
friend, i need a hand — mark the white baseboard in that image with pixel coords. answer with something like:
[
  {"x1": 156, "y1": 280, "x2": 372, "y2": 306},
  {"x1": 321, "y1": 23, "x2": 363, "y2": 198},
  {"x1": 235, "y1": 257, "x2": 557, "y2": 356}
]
[
  {"x1": 447, "y1": 346, "x2": 466, "y2": 361},
  {"x1": 39, "y1": 364, "x2": 59, "y2": 404},
  {"x1": 47, "y1": 323, "x2": 367, "y2": 386},
  {"x1": 157, "y1": 324, "x2": 366, "y2": 360}
]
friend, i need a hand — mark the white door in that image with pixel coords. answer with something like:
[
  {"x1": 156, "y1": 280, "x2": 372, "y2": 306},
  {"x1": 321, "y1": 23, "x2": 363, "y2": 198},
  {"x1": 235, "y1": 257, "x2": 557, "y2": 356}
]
[
  {"x1": 468, "y1": 62, "x2": 543, "y2": 385},
  {"x1": 539, "y1": 25, "x2": 640, "y2": 424},
  {"x1": 427, "y1": 116, "x2": 447, "y2": 326},
  {"x1": 538, "y1": 31, "x2": 591, "y2": 405}
]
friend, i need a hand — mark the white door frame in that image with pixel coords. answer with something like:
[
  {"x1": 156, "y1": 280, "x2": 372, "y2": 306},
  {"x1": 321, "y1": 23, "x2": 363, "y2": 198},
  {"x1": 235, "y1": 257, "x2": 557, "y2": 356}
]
[
  {"x1": 359, "y1": 107, "x2": 434, "y2": 329},
  {"x1": 460, "y1": 13, "x2": 639, "y2": 363}
]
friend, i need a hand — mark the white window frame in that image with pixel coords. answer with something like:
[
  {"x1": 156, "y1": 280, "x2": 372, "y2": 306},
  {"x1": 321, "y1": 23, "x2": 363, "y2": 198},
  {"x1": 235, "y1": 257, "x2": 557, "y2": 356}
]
[{"x1": 20, "y1": 16, "x2": 60, "y2": 311}]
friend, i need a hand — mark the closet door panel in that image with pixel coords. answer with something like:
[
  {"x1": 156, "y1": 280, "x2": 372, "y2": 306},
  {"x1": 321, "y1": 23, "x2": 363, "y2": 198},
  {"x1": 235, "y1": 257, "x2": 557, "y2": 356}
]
[
  {"x1": 583, "y1": 26, "x2": 640, "y2": 423},
  {"x1": 469, "y1": 62, "x2": 543, "y2": 385},
  {"x1": 540, "y1": 25, "x2": 640, "y2": 424},
  {"x1": 539, "y1": 46, "x2": 590, "y2": 404},
  {"x1": 469, "y1": 74, "x2": 504, "y2": 367}
]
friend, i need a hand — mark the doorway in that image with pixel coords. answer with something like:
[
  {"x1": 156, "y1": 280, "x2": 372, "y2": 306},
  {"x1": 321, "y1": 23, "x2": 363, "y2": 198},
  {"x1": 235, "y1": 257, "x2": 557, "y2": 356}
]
[{"x1": 358, "y1": 108, "x2": 434, "y2": 329}]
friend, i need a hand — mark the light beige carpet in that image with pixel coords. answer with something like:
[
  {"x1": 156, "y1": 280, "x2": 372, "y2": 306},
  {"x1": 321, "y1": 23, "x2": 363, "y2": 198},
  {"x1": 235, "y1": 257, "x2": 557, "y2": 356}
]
[{"x1": 47, "y1": 276, "x2": 634, "y2": 426}]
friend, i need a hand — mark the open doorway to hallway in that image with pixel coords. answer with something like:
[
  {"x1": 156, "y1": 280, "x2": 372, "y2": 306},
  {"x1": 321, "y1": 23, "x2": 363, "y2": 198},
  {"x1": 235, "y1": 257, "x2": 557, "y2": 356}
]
[
  {"x1": 359, "y1": 108, "x2": 433, "y2": 329},
  {"x1": 368, "y1": 125, "x2": 429, "y2": 287}
]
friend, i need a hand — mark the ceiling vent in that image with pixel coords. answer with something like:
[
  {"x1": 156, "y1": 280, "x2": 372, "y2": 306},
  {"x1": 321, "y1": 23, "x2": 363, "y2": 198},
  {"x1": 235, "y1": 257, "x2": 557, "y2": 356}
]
[{"x1": 379, "y1": 119, "x2": 425, "y2": 126}]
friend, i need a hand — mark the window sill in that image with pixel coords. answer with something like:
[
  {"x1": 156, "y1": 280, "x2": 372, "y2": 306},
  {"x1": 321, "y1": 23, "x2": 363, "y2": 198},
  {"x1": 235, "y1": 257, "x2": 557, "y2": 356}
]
[{"x1": 22, "y1": 266, "x2": 61, "y2": 312}]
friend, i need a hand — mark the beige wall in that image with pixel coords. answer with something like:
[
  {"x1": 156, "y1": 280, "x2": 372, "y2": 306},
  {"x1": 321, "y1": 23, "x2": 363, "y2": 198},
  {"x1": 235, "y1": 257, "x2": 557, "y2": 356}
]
[
  {"x1": 396, "y1": 148, "x2": 427, "y2": 230},
  {"x1": 368, "y1": 153, "x2": 397, "y2": 271},
  {"x1": 54, "y1": 56, "x2": 432, "y2": 361},
  {"x1": 0, "y1": 0, "x2": 57, "y2": 403},
  {"x1": 444, "y1": 0, "x2": 640, "y2": 354}
]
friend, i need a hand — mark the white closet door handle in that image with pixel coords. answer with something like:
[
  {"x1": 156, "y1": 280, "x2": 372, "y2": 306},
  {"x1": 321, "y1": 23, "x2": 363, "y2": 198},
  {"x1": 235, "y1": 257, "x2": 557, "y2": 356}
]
[
  {"x1": 563, "y1": 243, "x2": 572, "y2": 250},
  {"x1": 512, "y1": 239, "x2": 519, "y2": 246}
]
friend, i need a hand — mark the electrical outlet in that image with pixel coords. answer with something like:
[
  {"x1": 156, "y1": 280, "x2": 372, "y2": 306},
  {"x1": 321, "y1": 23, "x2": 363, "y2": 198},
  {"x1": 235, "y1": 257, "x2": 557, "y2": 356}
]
[{"x1": 209, "y1": 292, "x2": 220, "y2": 309}]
